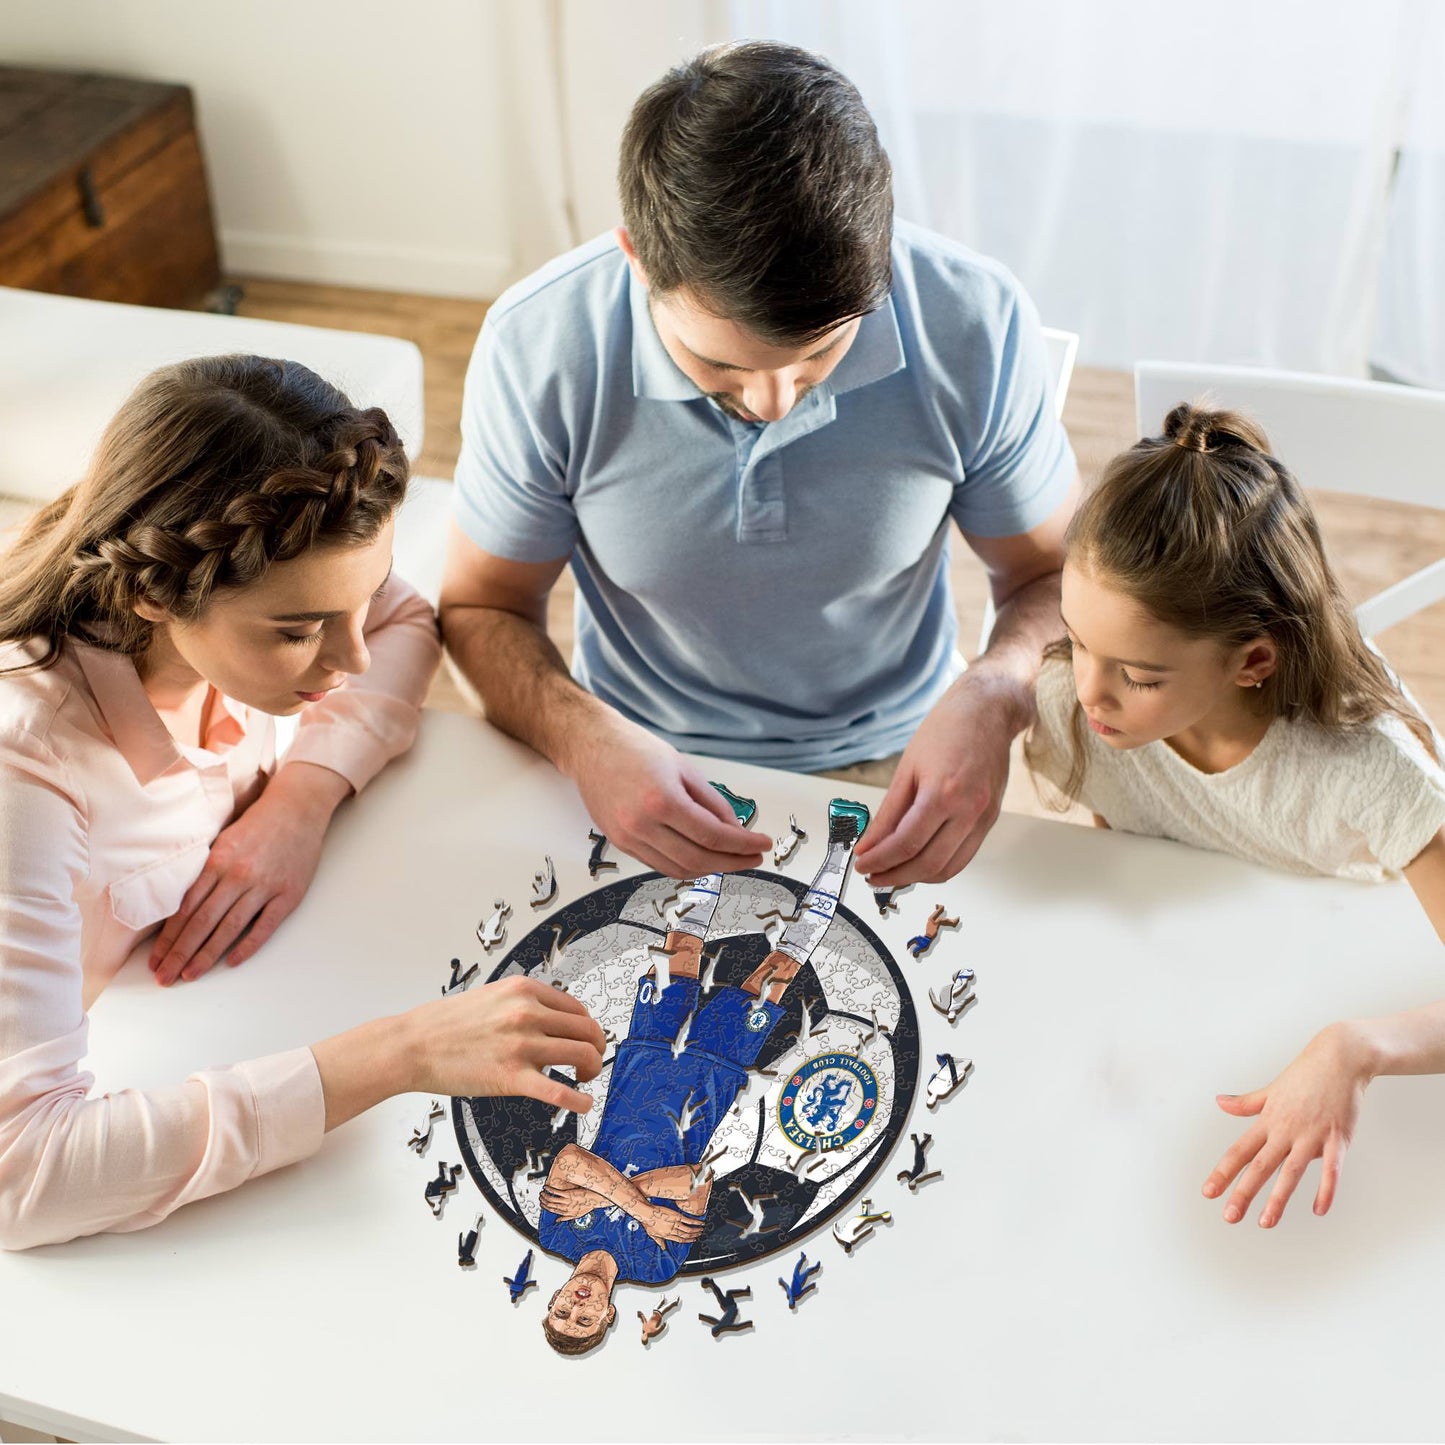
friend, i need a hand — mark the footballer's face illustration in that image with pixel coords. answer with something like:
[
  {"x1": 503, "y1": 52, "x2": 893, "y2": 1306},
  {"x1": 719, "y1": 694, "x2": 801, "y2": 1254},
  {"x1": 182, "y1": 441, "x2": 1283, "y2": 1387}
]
[{"x1": 546, "y1": 1267, "x2": 617, "y2": 1342}]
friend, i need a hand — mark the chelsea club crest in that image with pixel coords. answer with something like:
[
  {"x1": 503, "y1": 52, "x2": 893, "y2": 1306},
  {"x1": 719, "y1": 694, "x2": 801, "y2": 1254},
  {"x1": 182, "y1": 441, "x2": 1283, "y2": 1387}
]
[{"x1": 778, "y1": 1052, "x2": 880, "y2": 1152}]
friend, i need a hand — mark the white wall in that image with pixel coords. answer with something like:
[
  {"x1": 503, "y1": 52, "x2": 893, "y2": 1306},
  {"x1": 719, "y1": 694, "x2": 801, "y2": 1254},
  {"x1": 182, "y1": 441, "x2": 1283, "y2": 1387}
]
[
  {"x1": 2, "y1": 0, "x2": 515, "y2": 296},
  {"x1": 1, "y1": 0, "x2": 730, "y2": 299}
]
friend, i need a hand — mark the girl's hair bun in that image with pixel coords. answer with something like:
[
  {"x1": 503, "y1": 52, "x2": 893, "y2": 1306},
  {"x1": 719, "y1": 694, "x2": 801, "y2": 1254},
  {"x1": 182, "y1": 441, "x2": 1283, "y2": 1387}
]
[{"x1": 1162, "y1": 401, "x2": 1269, "y2": 455}]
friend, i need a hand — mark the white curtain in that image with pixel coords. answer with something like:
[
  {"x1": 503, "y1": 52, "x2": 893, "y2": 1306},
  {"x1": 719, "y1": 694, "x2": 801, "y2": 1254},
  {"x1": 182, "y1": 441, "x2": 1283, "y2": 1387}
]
[
  {"x1": 496, "y1": 0, "x2": 733, "y2": 279},
  {"x1": 728, "y1": 0, "x2": 1434, "y2": 376},
  {"x1": 1372, "y1": 3, "x2": 1445, "y2": 387},
  {"x1": 500, "y1": 0, "x2": 1444, "y2": 382}
]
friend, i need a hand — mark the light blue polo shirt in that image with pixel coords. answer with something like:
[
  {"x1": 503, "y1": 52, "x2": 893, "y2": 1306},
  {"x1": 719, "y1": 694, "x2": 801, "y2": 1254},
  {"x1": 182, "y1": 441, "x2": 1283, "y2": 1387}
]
[{"x1": 453, "y1": 222, "x2": 1076, "y2": 771}]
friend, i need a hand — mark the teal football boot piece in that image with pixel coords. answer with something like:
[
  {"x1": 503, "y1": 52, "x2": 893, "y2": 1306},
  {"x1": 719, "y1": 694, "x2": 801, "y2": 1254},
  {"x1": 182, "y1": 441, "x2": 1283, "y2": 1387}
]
[
  {"x1": 827, "y1": 797, "x2": 871, "y2": 847},
  {"x1": 711, "y1": 781, "x2": 758, "y2": 829}
]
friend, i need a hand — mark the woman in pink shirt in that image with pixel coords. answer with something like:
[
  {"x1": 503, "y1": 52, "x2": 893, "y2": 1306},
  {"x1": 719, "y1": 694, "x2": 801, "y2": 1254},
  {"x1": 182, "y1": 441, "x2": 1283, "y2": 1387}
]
[{"x1": 0, "y1": 355, "x2": 605, "y2": 1249}]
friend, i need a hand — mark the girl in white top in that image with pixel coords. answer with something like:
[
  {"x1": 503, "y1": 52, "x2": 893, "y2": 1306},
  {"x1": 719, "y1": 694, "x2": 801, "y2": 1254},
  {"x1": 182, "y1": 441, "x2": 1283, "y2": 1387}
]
[
  {"x1": 0, "y1": 356, "x2": 604, "y2": 1249},
  {"x1": 1026, "y1": 402, "x2": 1445, "y2": 1231}
]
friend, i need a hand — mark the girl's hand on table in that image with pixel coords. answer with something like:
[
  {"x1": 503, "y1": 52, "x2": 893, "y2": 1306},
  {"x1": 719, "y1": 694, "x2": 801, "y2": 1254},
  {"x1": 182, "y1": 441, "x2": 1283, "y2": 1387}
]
[
  {"x1": 150, "y1": 762, "x2": 350, "y2": 986},
  {"x1": 1202, "y1": 1022, "x2": 1373, "y2": 1228},
  {"x1": 408, "y1": 975, "x2": 606, "y2": 1113}
]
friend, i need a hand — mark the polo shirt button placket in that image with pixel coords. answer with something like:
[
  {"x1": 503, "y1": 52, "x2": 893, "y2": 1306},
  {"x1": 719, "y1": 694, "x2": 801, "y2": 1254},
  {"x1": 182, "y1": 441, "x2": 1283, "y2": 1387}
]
[{"x1": 736, "y1": 453, "x2": 787, "y2": 546}]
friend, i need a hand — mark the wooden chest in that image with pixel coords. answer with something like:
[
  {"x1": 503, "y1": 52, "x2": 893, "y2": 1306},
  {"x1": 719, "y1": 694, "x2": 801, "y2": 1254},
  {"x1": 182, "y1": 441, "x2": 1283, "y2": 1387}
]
[{"x1": 0, "y1": 66, "x2": 221, "y2": 309}]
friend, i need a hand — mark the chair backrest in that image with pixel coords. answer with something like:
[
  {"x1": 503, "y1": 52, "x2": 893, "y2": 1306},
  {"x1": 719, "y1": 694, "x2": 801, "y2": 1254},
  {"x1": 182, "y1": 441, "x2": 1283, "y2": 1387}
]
[
  {"x1": 1134, "y1": 362, "x2": 1445, "y2": 639},
  {"x1": 1041, "y1": 327, "x2": 1079, "y2": 422},
  {"x1": 0, "y1": 286, "x2": 425, "y2": 505}
]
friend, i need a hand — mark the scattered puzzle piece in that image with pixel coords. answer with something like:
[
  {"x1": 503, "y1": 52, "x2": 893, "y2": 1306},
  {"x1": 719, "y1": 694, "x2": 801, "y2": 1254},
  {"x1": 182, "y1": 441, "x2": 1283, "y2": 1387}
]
[
  {"x1": 638, "y1": 1296, "x2": 680, "y2": 1345},
  {"x1": 906, "y1": 903, "x2": 960, "y2": 959},
  {"x1": 773, "y1": 813, "x2": 807, "y2": 866},
  {"x1": 458, "y1": 1215, "x2": 482, "y2": 1267},
  {"x1": 504, "y1": 1248, "x2": 536, "y2": 1303},
  {"x1": 929, "y1": 968, "x2": 976, "y2": 1024},
  {"x1": 698, "y1": 1278, "x2": 753, "y2": 1338},
  {"x1": 587, "y1": 828, "x2": 618, "y2": 878},
  {"x1": 530, "y1": 855, "x2": 557, "y2": 909},
  {"x1": 832, "y1": 1198, "x2": 892, "y2": 1254},
  {"x1": 779, "y1": 1252, "x2": 822, "y2": 1309},
  {"x1": 476, "y1": 900, "x2": 511, "y2": 954},
  {"x1": 926, "y1": 1052, "x2": 974, "y2": 1109},
  {"x1": 442, "y1": 958, "x2": 479, "y2": 996},
  {"x1": 425, "y1": 1162, "x2": 462, "y2": 1218},
  {"x1": 407, "y1": 1099, "x2": 444, "y2": 1154},
  {"x1": 896, "y1": 1132, "x2": 942, "y2": 1192}
]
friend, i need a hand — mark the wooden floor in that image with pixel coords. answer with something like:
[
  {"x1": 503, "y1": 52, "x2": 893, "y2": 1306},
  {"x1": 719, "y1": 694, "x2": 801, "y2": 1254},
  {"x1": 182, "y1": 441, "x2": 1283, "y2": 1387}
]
[{"x1": 234, "y1": 278, "x2": 1445, "y2": 818}]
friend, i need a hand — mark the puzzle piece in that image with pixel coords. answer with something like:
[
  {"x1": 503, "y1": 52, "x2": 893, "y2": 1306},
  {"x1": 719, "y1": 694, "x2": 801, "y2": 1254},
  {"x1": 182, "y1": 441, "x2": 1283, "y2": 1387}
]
[
  {"x1": 896, "y1": 1132, "x2": 942, "y2": 1192},
  {"x1": 709, "y1": 782, "x2": 758, "y2": 828},
  {"x1": 698, "y1": 1278, "x2": 753, "y2": 1338},
  {"x1": 407, "y1": 1099, "x2": 445, "y2": 1154},
  {"x1": 779, "y1": 1252, "x2": 822, "y2": 1309},
  {"x1": 929, "y1": 968, "x2": 977, "y2": 1024},
  {"x1": 906, "y1": 902, "x2": 960, "y2": 959},
  {"x1": 476, "y1": 899, "x2": 511, "y2": 953},
  {"x1": 425, "y1": 1162, "x2": 462, "y2": 1218},
  {"x1": 458, "y1": 1215, "x2": 482, "y2": 1267},
  {"x1": 926, "y1": 1053, "x2": 974, "y2": 1109},
  {"x1": 832, "y1": 1198, "x2": 892, "y2": 1254},
  {"x1": 442, "y1": 958, "x2": 479, "y2": 996},
  {"x1": 772, "y1": 813, "x2": 807, "y2": 866},
  {"x1": 587, "y1": 828, "x2": 618, "y2": 878},
  {"x1": 530, "y1": 855, "x2": 557, "y2": 909},
  {"x1": 504, "y1": 1248, "x2": 536, "y2": 1303},
  {"x1": 638, "y1": 1296, "x2": 679, "y2": 1345}
]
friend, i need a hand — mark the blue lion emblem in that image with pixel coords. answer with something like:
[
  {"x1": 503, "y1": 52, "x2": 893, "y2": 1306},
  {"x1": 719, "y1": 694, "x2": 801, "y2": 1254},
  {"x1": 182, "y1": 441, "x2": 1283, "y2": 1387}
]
[
  {"x1": 800, "y1": 1073, "x2": 855, "y2": 1133},
  {"x1": 778, "y1": 1052, "x2": 881, "y2": 1152}
]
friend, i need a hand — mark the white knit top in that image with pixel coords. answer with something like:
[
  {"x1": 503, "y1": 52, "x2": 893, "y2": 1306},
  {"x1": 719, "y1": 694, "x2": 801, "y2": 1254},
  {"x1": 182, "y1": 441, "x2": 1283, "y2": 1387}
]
[{"x1": 1029, "y1": 659, "x2": 1445, "y2": 880}]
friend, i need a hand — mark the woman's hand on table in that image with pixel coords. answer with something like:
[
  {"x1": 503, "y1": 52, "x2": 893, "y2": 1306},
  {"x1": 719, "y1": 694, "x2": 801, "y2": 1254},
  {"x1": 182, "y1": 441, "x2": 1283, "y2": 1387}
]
[
  {"x1": 150, "y1": 762, "x2": 351, "y2": 986},
  {"x1": 408, "y1": 976, "x2": 607, "y2": 1113},
  {"x1": 1202, "y1": 1021, "x2": 1374, "y2": 1228},
  {"x1": 563, "y1": 713, "x2": 769, "y2": 879},
  {"x1": 313, "y1": 976, "x2": 608, "y2": 1132}
]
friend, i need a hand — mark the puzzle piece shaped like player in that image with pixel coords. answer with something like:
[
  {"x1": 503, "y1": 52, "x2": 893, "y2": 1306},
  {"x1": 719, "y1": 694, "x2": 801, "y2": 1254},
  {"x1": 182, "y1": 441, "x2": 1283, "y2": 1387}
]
[{"x1": 538, "y1": 794, "x2": 871, "y2": 1356}]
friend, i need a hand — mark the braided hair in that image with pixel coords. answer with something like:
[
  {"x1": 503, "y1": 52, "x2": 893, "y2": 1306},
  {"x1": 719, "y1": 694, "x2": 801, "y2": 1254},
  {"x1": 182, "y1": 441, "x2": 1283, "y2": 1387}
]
[{"x1": 0, "y1": 355, "x2": 409, "y2": 673}]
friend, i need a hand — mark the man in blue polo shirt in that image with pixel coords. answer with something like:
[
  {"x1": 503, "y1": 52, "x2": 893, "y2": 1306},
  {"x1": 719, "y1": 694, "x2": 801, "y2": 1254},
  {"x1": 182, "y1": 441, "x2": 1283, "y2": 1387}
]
[{"x1": 440, "y1": 41, "x2": 1079, "y2": 887}]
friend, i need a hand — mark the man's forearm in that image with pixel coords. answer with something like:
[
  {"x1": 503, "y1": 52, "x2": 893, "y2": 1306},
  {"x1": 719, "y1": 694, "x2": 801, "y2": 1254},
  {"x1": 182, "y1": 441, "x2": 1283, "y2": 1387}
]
[
  {"x1": 440, "y1": 603, "x2": 614, "y2": 776},
  {"x1": 963, "y1": 568, "x2": 1063, "y2": 735}
]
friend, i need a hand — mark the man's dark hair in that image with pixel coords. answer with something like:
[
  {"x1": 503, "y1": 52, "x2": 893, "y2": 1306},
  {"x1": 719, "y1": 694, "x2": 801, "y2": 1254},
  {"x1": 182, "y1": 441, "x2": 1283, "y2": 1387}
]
[{"x1": 618, "y1": 41, "x2": 893, "y2": 346}]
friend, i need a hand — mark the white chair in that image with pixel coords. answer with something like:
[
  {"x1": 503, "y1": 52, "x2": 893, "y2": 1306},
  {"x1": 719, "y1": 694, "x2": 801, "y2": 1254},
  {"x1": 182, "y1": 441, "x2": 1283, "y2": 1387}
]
[
  {"x1": 974, "y1": 326, "x2": 1079, "y2": 653},
  {"x1": 1135, "y1": 362, "x2": 1445, "y2": 641},
  {"x1": 0, "y1": 287, "x2": 453, "y2": 605}
]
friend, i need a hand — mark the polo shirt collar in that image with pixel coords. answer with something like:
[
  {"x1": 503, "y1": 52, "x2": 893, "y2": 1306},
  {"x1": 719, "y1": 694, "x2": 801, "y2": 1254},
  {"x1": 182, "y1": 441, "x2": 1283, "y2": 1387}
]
[
  {"x1": 630, "y1": 269, "x2": 906, "y2": 404},
  {"x1": 824, "y1": 295, "x2": 905, "y2": 398},
  {"x1": 73, "y1": 642, "x2": 246, "y2": 785},
  {"x1": 630, "y1": 272, "x2": 699, "y2": 401}
]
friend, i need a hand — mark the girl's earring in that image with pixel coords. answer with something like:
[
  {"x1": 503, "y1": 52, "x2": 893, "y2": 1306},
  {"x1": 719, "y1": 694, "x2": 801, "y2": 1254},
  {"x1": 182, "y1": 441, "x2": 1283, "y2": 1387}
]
[{"x1": 1254, "y1": 679, "x2": 1263, "y2": 689}]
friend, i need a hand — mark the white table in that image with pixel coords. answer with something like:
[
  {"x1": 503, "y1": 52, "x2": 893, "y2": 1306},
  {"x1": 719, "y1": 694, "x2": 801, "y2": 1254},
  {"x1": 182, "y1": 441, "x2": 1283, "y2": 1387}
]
[{"x1": 2, "y1": 710, "x2": 1442, "y2": 1443}]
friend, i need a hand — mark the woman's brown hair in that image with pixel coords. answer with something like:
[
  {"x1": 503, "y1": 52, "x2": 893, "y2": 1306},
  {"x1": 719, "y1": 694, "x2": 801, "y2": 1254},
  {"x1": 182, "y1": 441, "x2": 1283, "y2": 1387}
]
[
  {"x1": 0, "y1": 354, "x2": 408, "y2": 673},
  {"x1": 1026, "y1": 401, "x2": 1438, "y2": 807}
]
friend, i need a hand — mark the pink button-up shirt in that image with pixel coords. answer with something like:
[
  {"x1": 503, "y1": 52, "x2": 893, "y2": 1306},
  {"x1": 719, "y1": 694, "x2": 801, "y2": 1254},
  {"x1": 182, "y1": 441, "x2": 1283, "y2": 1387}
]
[{"x1": 0, "y1": 578, "x2": 441, "y2": 1249}]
